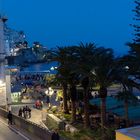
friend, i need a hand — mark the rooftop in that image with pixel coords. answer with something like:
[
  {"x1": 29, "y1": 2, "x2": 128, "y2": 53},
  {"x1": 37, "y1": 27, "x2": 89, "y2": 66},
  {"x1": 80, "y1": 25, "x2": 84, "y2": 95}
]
[{"x1": 116, "y1": 126, "x2": 140, "y2": 140}]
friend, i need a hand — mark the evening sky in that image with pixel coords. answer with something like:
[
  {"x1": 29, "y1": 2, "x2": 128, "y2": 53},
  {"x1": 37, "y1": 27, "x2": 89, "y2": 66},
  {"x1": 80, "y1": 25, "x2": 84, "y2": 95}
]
[{"x1": 0, "y1": 0, "x2": 135, "y2": 55}]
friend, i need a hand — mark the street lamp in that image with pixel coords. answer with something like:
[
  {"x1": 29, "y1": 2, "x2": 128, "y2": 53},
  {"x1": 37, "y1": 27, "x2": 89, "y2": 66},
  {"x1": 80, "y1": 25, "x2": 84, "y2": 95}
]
[{"x1": 45, "y1": 87, "x2": 54, "y2": 96}]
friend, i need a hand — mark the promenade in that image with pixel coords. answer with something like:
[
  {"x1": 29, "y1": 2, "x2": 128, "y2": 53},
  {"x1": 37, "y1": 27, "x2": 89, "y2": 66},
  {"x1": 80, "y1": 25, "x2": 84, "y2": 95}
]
[
  {"x1": 0, "y1": 102, "x2": 54, "y2": 140},
  {"x1": 11, "y1": 104, "x2": 48, "y2": 128},
  {"x1": 0, "y1": 115, "x2": 42, "y2": 140},
  {"x1": 10, "y1": 89, "x2": 60, "y2": 127}
]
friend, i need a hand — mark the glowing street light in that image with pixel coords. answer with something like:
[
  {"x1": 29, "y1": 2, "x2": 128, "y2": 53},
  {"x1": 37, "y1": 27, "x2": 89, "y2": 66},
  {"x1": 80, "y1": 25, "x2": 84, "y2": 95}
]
[{"x1": 45, "y1": 87, "x2": 54, "y2": 96}]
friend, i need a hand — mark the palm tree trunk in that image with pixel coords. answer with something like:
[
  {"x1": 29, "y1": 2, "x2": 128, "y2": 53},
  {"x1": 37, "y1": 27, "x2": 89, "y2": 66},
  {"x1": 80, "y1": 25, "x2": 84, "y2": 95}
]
[
  {"x1": 99, "y1": 87, "x2": 107, "y2": 128},
  {"x1": 101, "y1": 97, "x2": 106, "y2": 140},
  {"x1": 83, "y1": 88, "x2": 90, "y2": 128},
  {"x1": 101, "y1": 97, "x2": 106, "y2": 127},
  {"x1": 62, "y1": 84, "x2": 69, "y2": 113},
  {"x1": 71, "y1": 100, "x2": 76, "y2": 123},
  {"x1": 69, "y1": 84, "x2": 77, "y2": 123},
  {"x1": 124, "y1": 100, "x2": 129, "y2": 127}
]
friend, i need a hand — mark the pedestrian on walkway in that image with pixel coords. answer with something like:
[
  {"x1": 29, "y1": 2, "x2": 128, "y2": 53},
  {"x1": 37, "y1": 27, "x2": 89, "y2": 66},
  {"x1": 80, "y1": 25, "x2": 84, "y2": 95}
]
[
  {"x1": 51, "y1": 129, "x2": 60, "y2": 140},
  {"x1": 18, "y1": 108, "x2": 23, "y2": 117},
  {"x1": 23, "y1": 106, "x2": 26, "y2": 119},
  {"x1": 7, "y1": 111, "x2": 13, "y2": 125},
  {"x1": 28, "y1": 106, "x2": 31, "y2": 118},
  {"x1": 25, "y1": 105, "x2": 29, "y2": 118}
]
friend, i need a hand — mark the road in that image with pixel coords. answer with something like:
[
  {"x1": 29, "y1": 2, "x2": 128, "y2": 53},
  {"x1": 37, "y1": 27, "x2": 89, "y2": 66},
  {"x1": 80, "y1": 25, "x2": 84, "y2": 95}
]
[{"x1": 0, "y1": 118, "x2": 29, "y2": 140}]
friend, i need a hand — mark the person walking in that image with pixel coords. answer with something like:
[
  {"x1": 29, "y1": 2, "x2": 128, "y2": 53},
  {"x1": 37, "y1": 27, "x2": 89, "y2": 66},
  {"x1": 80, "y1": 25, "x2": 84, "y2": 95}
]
[
  {"x1": 18, "y1": 108, "x2": 23, "y2": 117},
  {"x1": 7, "y1": 111, "x2": 13, "y2": 125},
  {"x1": 25, "y1": 106, "x2": 29, "y2": 118},
  {"x1": 23, "y1": 106, "x2": 26, "y2": 119},
  {"x1": 28, "y1": 106, "x2": 31, "y2": 118}
]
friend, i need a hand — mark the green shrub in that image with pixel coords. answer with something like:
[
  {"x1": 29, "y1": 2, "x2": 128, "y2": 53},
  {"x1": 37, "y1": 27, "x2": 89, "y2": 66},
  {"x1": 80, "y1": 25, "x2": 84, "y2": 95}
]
[
  {"x1": 63, "y1": 114, "x2": 71, "y2": 121},
  {"x1": 51, "y1": 106, "x2": 58, "y2": 113}
]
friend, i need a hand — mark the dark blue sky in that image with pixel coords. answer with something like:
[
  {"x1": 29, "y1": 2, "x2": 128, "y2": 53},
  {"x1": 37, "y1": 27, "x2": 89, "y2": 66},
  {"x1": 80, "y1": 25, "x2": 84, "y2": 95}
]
[{"x1": 0, "y1": 0, "x2": 134, "y2": 55}]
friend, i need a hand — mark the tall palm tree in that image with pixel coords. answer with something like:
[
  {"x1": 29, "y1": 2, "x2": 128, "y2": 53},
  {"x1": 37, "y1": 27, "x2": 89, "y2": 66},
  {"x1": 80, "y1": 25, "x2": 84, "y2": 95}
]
[
  {"x1": 115, "y1": 56, "x2": 139, "y2": 126},
  {"x1": 64, "y1": 46, "x2": 79, "y2": 123},
  {"x1": 51, "y1": 47, "x2": 71, "y2": 113},
  {"x1": 76, "y1": 42, "x2": 96, "y2": 128},
  {"x1": 52, "y1": 46, "x2": 79, "y2": 116},
  {"x1": 69, "y1": 74, "x2": 78, "y2": 123},
  {"x1": 55, "y1": 72, "x2": 69, "y2": 113},
  {"x1": 91, "y1": 47, "x2": 116, "y2": 128}
]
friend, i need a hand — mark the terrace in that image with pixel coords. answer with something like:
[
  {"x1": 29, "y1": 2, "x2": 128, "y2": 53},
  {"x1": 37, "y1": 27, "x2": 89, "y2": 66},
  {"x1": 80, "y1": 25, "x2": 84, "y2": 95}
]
[{"x1": 116, "y1": 125, "x2": 140, "y2": 140}]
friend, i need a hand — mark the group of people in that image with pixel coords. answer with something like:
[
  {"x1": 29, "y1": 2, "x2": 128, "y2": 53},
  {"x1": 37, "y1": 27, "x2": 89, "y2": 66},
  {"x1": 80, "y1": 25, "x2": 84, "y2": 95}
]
[
  {"x1": 7, "y1": 105, "x2": 31, "y2": 125},
  {"x1": 18, "y1": 105, "x2": 31, "y2": 119}
]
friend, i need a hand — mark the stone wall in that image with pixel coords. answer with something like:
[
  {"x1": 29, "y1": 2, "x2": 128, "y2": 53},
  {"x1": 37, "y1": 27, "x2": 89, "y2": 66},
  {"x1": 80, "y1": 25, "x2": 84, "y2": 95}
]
[
  {"x1": 46, "y1": 113, "x2": 65, "y2": 130},
  {"x1": 0, "y1": 107, "x2": 52, "y2": 140}
]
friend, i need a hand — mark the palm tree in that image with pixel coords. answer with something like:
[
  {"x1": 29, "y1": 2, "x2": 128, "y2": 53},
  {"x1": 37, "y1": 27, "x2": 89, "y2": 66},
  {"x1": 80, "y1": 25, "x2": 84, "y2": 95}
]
[
  {"x1": 52, "y1": 46, "x2": 79, "y2": 116},
  {"x1": 56, "y1": 70, "x2": 69, "y2": 114},
  {"x1": 51, "y1": 47, "x2": 70, "y2": 114},
  {"x1": 76, "y1": 42, "x2": 96, "y2": 128},
  {"x1": 81, "y1": 77, "x2": 90, "y2": 127},
  {"x1": 115, "y1": 56, "x2": 139, "y2": 126},
  {"x1": 69, "y1": 75, "x2": 78, "y2": 123},
  {"x1": 64, "y1": 46, "x2": 79, "y2": 123},
  {"x1": 91, "y1": 47, "x2": 116, "y2": 128}
]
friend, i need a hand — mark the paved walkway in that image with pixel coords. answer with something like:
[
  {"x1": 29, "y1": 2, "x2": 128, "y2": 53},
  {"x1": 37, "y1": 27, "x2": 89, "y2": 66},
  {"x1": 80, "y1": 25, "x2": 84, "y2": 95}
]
[
  {"x1": 10, "y1": 104, "x2": 48, "y2": 128},
  {"x1": 1, "y1": 103, "x2": 51, "y2": 139},
  {"x1": 3, "y1": 90, "x2": 61, "y2": 139},
  {"x1": 0, "y1": 116, "x2": 42, "y2": 140},
  {"x1": 10, "y1": 91, "x2": 60, "y2": 127}
]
